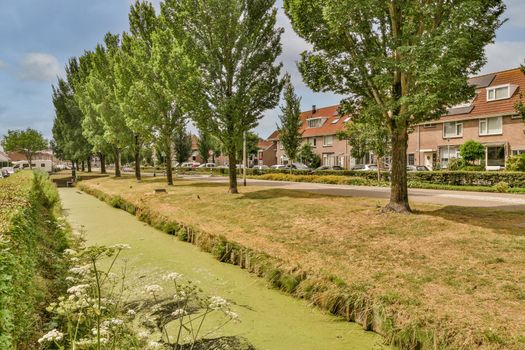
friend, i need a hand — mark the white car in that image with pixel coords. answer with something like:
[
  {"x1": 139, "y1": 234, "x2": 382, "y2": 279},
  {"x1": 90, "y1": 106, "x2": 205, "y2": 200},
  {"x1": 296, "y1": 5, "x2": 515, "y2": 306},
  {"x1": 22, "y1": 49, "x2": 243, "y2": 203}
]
[
  {"x1": 198, "y1": 163, "x2": 216, "y2": 168},
  {"x1": 270, "y1": 164, "x2": 288, "y2": 169},
  {"x1": 252, "y1": 165, "x2": 269, "y2": 170},
  {"x1": 180, "y1": 162, "x2": 200, "y2": 168},
  {"x1": 1, "y1": 167, "x2": 15, "y2": 175}
]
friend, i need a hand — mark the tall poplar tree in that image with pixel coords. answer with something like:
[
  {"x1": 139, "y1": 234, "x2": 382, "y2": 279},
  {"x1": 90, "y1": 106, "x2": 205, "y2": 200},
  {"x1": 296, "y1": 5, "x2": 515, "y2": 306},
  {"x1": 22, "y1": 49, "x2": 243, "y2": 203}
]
[
  {"x1": 165, "y1": 0, "x2": 283, "y2": 193},
  {"x1": 277, "y1": 74, "x2": 302, "y2": 172},
  {"x1": 285, "y1": 0, "x2": 505, "y2": 212},
  {"x1": 126, "y1": 10, "x2": 199, "y2": 185}
]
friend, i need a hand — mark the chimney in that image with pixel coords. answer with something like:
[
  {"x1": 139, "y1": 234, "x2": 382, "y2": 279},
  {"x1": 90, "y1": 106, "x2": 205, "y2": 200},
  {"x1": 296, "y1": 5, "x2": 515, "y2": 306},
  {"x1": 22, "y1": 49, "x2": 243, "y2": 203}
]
[{"x1": 312, "y1": 105, "x2": 317, "y2": 114}]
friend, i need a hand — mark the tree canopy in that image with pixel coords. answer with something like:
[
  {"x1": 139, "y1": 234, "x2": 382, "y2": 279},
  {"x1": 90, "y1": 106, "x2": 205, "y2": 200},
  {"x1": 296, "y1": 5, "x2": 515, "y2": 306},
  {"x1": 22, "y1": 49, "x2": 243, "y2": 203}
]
[
  {"x1": 170, "y1": 0, "x2": 284, "y2": 193},
  {"x1": 1, "y1": 129, "x2": 48, "y2": 169},
  {"x1": 277, "y1": 74, "x2": 302, "y2": 169},
  {"x1": 285, "y1": 0, "x2": 505, "y2": 212}
]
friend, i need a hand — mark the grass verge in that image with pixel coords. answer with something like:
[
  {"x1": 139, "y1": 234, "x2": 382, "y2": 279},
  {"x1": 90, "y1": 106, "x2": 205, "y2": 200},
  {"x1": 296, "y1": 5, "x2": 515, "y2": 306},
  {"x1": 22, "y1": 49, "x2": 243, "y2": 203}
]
[
  {"x1": 78, "y1": 176, "x2": 525, "y2": 350},
  {"x1": 0, "y1": 171, "x2": 70, "y2": 348}
]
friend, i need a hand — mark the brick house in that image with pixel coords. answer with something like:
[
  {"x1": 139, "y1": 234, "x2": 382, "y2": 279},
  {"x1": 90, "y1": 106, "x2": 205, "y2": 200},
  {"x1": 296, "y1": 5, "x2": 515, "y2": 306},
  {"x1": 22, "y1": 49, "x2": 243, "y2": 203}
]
[
  {"x1": 256, "y1": 138, "x2": 277, "y2": 166},
  {"x1": 407, "y1": 68, "x2": 525, "y2": 170},
  {"x1": 273, "y1": 104, "x2": 358, "y2": 168}
]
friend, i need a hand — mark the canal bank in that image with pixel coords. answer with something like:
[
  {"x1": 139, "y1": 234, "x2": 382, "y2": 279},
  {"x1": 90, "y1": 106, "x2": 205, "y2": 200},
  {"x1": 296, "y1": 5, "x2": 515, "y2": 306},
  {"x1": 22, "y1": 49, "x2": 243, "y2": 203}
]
[{"x1": 59, "y1": 188, "x2": 387, "y2": 350}]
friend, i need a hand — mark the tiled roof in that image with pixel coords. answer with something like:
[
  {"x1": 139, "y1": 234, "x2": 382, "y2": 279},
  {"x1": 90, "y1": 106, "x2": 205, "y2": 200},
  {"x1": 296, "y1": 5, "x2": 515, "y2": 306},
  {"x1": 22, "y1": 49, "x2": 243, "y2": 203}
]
[
  {"x1": 269, "y1": 104, "x2": 349, "y2": 140},
  {"x1": 257, "y1": 140, "x2": 273, "y2": 150},
  {"x1": 267, "y1": 130, "x2": 280, "y2": 140},
  {"x1": 442, "y1": 67, "x2": 525, "y2": 122}
]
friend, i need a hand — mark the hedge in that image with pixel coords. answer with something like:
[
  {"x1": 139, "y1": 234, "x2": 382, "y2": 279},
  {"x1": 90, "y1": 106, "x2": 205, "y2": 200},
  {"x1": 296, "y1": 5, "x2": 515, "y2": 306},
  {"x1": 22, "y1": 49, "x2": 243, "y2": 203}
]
[
  {"x1": 185, "y1": 167, "x2": 525, "y2": 188},
  {"x1": 0, "y1": 171, "x2": 69, "y2": 348}
]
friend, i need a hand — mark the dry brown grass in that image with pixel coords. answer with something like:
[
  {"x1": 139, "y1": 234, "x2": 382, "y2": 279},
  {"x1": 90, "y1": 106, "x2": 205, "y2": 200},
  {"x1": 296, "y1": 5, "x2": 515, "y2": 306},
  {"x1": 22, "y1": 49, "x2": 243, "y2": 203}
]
[{"x1": 80, "y1": 175, "x2": 525, "y2": 349}]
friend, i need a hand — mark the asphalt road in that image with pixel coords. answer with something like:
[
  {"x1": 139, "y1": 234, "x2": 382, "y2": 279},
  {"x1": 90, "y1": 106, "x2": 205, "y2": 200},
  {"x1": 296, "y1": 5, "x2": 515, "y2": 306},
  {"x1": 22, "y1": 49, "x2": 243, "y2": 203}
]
[{"x1": 178, "y1": 174, "x2": 525, "y2": 211}]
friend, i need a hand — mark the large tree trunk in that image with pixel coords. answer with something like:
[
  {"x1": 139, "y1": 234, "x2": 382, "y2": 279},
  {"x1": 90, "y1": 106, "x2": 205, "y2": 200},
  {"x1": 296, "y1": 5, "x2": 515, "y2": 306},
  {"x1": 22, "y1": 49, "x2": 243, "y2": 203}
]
[
  {"x1": 385, "y1": 126, "x2": 411, "y2": 213},
  {"x1": 114, "y1": 149, "x2": 121, "y2": 177},
  {"x1": 134, "y1": 135, "x2": 142, "y2": 181},
  {"x1": 27, "y1": 154, "x2": 33, "y2": 169},
  {"x1": 100, "y1": 153, "x2": 106, "y2": 174},
  {"x1": 87, "y1": 156, "x2": 92, "y2": 173},
  {"x1": 228, "y1": 153, "x2": 238, "y2": 194},
  {"x1": 165, "y1": 142, "x2": 173, "y2": 186},
  {"x1": 81, "y1": 160, "x2": 85, "y2": 172},
  {"x1": 76, "y1": 161, "x2": 80, "y2": 171},
  {"x1": 71, "y1": 159, "x2": 76, "y2": 178}
]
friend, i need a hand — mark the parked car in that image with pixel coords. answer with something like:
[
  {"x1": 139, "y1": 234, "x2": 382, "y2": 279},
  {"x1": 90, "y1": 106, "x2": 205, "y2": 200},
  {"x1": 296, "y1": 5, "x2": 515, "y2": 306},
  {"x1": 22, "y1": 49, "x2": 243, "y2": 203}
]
[
  {"x1": 407, "y1": 165, "x2": 430, "y2": 172},
  {"x1": 180, "y1": 162, "x2": 200, "y2": 168},
  {"x1": 1, "y1": 168, "x2": 10, "y2": 178},
  {"x1": 1, "y1": 167, "x2": 15, "y2": 175},
  {"x1": 198, "y1": 163, "x2": 216, "y2": 168},
  {"x1": 351, "y1": 164, "x2": 377, "y2": 171},
  {"x1": 289, "y1": 162, "x2": 310, "y2": 170},
  {"x1": 251, "y1": 165, "x2": 269, "y2": 170},
  {"x1": 314, "y1": 165, "x2": 343, "y2": 171},
  {"x1": 270, "y1": 164, "x2": 288, "y2": 169}
]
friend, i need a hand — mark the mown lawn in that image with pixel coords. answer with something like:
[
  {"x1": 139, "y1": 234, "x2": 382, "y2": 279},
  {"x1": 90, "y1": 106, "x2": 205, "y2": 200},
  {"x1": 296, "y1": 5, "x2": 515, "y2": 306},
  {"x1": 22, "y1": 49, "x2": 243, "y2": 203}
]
[{"x1": 79, "y1": 175, "x2": 525, "y2": 349}]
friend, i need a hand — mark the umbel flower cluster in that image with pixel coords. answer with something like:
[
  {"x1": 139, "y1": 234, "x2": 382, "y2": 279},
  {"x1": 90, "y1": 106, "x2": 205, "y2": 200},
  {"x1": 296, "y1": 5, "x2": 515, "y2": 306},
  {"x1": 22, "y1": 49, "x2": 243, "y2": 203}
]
[{"x1": 39, "y1": 243, "x2": 240, "y2": 349}]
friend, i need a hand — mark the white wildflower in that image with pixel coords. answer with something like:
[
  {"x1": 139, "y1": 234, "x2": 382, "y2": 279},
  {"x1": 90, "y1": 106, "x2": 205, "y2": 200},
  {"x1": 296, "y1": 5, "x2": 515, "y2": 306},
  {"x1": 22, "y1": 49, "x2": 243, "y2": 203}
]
[
  {"x1": 209, "y1": 296, "x2": 228, "y2": 310},
  {"x1": 147, "y1": 340, "x2": 164, "y2": 349},
  {"x1": 163, "y1": 272, "x2": 183, "y2": 281},
  {"x1": 63, "y1": 249, "x2": 77, "y2": 255},
  {"x1": 171, "y1": 308, "x2": 187, "y2": 317},
  {"x1": 138, "y1": 330, "x2": 150, "y2": 339},
  {"x1": 69, "y1": 265, "x2": 91, "y2": 276},
  {"x1": 38, "y1": 329, "x2": 64, "y2": 344},
  {"x1": 225, "y1": 310, "x2": 240, "y2": 322},
  {"x1": 67, "y1": 284, "x2": 90, "y2": 296},
  {"x1": 126, "y1": 309, "x2": 136, "y2": 316},
  {"x1": 145, "y1": 284, "x2": 163, "y2": 295},
  {"x1": 110, "y1": 318, "x2": 124, "y2": 326},
  {"x1": 111, "y1": 243, "x2": 131, "y2": 250}
]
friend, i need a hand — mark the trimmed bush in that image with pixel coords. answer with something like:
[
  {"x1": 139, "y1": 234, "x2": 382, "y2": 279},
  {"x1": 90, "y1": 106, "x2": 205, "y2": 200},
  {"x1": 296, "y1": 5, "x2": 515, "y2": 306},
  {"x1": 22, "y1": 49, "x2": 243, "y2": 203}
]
[{"x1": 507, "y1": 154, "x2": 525, "y2": 172}]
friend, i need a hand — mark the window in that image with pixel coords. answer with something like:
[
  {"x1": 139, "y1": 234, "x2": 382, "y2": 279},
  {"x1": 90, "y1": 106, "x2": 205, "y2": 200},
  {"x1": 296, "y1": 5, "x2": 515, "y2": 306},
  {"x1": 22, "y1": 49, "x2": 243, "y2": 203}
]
[
  {"x1": 512, "y1": 149, "x2": 525, "y2": 155},
  {"x1": 440, "y1": 146, "x2": 459, "y2": 168},
  {"x1": 308, "y1": 137, "x2": 317, "y2": 147},
  {"x1": 307, "y1": 118, "x2": 325, "y2": 128},
  {"x1": 479, "y1": 117, "x2": 502, "y2": 136},
  {"x1": 41, "y1": 163, "x2": 45, "y2": 168},
  {"x1": 487, "y1": 84, "x2": 510, "y2": 101},
  {"x1": 423, "y1": 123, "x2": 436, "y2": 129},
  {"x1": 487, "y1": 145, "x2": 505, "y2": 167},
  {"x1": 323, "y1": 135, "x2": 333, "y2": 146},
  {"x1": 443, "y1": 121, "x2": 463, "y2": 138},
  {"x1": 343, "y1": 117, "x2": 351, "y2": 123},
  {"x1": 408, "y1": 154, "x2": 415, "y2": 166},
  {"x1": 322, "y1": 153, "x2": 335, "y2": 166},
  {"x1": 331, "y1": 118, "x2": 340, "y2": 124}
]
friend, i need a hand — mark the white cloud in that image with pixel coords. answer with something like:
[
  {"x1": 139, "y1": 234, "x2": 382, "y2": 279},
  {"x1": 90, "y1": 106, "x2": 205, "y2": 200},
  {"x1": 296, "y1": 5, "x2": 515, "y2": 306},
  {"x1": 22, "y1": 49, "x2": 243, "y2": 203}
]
[
  {"x1": 18, "y1": 53, "x2": 60, "y2": 81},
  {"x1": 482, "y1": 41, "x2": 525, "y2": 74}
]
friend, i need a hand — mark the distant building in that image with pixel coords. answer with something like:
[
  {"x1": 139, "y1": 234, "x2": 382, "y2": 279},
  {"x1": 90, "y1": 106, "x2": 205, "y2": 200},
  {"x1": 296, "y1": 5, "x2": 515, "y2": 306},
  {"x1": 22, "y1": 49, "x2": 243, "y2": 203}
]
[
  {"x1": 407, "y1": 67, "x2": 525, "y2": 170},
  {"x1": 0, "y1": 151, "x2": 10, "y2": 167}
]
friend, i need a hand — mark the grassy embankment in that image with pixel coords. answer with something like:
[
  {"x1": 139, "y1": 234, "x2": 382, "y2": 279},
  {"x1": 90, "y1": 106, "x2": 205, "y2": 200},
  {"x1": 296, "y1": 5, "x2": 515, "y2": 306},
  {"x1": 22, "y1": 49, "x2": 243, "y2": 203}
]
[
  {"x1": 0, "y1": 171, "x2": 70, "y2": 348},
  {"x1": 78, "y1": 175, "x2": 525, "y2": 350}
]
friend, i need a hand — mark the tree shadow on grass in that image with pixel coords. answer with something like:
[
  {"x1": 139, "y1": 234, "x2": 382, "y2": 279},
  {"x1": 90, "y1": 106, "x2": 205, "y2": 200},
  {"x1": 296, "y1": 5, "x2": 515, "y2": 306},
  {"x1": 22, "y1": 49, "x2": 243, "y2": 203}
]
[
  {"x1": 418, "y1": 205, "x2": 525, "y2": 237},
  {"x1": 238, "y1": 188, "x2": 343, "y2": 200}
]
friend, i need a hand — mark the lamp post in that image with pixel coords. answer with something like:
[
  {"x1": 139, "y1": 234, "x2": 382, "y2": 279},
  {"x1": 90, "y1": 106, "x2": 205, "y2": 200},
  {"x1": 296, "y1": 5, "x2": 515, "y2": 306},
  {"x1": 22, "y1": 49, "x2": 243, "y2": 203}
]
[{"x1": 243, "y1": 131, "x2": 247, "y2": 186}]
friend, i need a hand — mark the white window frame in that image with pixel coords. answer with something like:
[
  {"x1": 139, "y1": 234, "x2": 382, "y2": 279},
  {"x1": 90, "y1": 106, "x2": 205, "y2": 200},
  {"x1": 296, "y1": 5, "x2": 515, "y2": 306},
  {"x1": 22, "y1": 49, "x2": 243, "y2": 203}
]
[
  {"x1": 479, "y1": 116, "x2": 502, "y2": 136},
  {"x1": 306, "y1": 118, "x2": 325, "y2": 128},
  {"x1": 443, "y1": 121, "x2": 463, "y2": 138},
  {"x1": 323, "y1": 135, "x2": 334, "y2": 146},
  {"x1": 512, "y1": 149, "x2": 525, "y2": 156},
  {"x1": 487, "y1": 84, "x2": 510, "y2": 101},
  {"x1": 307, "y1": 137, "x2": 317, "y2": 147}
]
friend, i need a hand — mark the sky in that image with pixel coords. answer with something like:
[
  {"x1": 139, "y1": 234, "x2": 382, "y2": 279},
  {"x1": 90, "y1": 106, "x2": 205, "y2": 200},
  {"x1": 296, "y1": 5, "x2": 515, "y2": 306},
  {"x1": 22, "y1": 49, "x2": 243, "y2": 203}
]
[{"x1": 1, "y1": 0, "x2": 525, "y2": 144}]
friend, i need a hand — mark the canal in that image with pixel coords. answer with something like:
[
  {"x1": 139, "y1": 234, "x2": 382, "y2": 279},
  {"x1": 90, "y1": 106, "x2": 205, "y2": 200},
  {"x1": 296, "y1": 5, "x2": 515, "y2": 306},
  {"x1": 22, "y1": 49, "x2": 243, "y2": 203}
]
[{"x1": 59, "y1": 188, "x2": 387, "y2": 350}]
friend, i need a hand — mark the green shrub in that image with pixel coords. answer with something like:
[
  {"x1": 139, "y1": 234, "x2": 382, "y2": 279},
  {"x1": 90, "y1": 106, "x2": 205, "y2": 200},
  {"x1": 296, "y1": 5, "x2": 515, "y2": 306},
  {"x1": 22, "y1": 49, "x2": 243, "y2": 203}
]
[
  {"x1": 447, "y1": 158, "x2": 466, "y2": 171},
  {"x1": 493, "y1": 181, "x2": 509, "y2": 193},
  {"x1": 506, "y1": 154, "x2": 525, "y2": 172},
  {"x1": 459, "y1": 140, "x2": 485, "y2": 164}
]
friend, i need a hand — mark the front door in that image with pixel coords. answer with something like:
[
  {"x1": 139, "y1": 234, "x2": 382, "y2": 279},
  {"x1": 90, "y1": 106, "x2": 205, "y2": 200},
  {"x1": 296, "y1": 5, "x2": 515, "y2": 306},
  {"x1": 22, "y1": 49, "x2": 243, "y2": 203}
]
[{"x1": 423, "y1": 152, "x2": 434, "y2": 170}]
